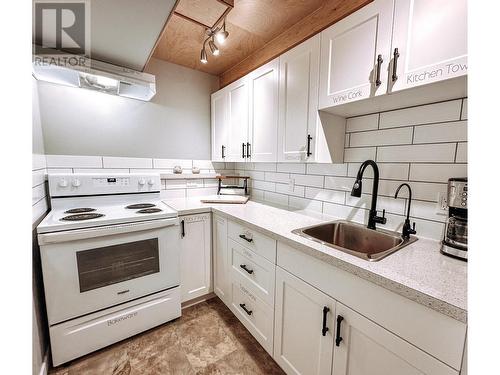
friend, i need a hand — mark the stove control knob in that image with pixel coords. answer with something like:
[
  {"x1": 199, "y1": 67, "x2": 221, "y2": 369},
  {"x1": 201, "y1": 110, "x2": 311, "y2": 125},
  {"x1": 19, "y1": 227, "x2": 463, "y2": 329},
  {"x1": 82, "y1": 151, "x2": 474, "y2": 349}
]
[
  {"x1": 72, "y1": 178, "x2": 81, "y2": 187},
  {"x1": 59, "y1": 178, "x2": 68, "y2": 187},
  {"x1": 138, "y1": 178, "x2": 146, "y2": 186},
  {"x1": 148, "y1": 179, "x2": 155, "y2": 186}
]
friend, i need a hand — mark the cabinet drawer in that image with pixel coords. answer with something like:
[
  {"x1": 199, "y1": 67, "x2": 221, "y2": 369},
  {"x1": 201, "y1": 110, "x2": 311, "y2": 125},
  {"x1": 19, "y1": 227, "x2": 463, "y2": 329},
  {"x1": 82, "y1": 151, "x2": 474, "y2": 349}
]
[
  {"x1": 230, "y1": 280, "x2": 274, "y2": 355},
  {"x1": 229, "y1": 238, "x2": 275, "y2": 306},
  {"x1": 228, "y1": 220, "x2": 276, "y2": 263}
]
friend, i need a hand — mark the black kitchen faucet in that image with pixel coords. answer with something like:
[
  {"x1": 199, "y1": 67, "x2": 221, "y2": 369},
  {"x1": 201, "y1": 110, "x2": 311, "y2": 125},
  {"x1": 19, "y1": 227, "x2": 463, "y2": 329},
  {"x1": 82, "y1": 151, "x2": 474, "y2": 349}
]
[{"x1": 351, "y1": 160, "x2": 387, "y2": 230}]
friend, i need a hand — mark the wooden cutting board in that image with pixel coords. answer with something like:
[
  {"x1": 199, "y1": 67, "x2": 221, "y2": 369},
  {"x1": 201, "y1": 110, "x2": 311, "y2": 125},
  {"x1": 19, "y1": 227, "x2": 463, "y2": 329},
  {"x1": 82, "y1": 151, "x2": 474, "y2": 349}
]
[{"x1": 200, "y1": 195, "x2": 249, "y2": 204}]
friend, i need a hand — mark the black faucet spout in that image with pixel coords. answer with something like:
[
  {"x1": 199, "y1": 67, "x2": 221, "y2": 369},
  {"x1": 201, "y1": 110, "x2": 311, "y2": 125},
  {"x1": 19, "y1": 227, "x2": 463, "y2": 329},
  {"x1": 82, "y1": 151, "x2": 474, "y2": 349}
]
[
  {"x1": 394, "y1": 183, "x2": 417, "y2": 239},
  {"x1": 351, "y1": 160, "x2": 386, "y2": 230}
]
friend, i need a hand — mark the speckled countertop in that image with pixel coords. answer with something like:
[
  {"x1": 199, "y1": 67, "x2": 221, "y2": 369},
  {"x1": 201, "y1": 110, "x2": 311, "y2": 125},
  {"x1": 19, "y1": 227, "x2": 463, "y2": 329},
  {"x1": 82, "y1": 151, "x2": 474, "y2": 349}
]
[{"x1": 164, "y1": 197, "x2": 467, "y2": 323}]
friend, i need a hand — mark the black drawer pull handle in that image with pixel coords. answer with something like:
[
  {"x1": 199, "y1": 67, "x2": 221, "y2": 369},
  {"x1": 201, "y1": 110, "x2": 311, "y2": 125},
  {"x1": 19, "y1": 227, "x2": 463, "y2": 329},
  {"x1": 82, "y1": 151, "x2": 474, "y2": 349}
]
[
  {"x1": 221, "y1": 145, "x2": 226, "y2": 159},
  {"x1": 375, "y1": 54, "x2": 383, "y2": 86},
  {"x1": 242, "y1": 143, "x2": 246, "y2": 158},
  {"x1": 240, "y1": 303, "x2": 253, "y2": 316},
  {"x1": 246, "y1": 142, "x2": 251, "y2": 158},
  {"x1": 181, "y1": 220, "x2": 185, "y2": 238},
  {"x1": 322, "y1": 306, "x2": 330, "y2": 336},
  {"x1": 335, "y1": 315, "x2": 344, "y2": 346},
  {"x1": 392, "y1": 48, "x2": 400, "y2": 82},
  {"x1": 239, "y1": 234, "x2": 253, "y2": 242},
  {"x1": 240, "y1": 264, "x2": 254, "y2": 274}
]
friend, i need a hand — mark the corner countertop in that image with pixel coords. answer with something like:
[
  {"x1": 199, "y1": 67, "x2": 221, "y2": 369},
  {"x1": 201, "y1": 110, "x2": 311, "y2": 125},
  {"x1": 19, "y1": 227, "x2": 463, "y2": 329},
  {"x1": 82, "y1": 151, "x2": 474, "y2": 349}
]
[{"x1": 164, "y1": 197, "x2": 467, "y2": 323}]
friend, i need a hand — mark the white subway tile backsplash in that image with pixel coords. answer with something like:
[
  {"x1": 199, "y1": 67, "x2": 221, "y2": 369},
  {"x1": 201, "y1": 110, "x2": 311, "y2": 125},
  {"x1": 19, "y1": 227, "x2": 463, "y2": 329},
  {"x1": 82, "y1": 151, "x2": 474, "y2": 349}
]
[
  {"x1": 245, "y1": 170, "x2": 266, "y2": 180},
  {"x1": 186, "y1": 179, "x2": 204, "y2": 188},
  {"x1": 32, "y1": 169, "x2": 46, "y2": 187},
  {"x1": 323, "y1": 202, "x2": 367, "y2": 223},
  {"x1": 378, "y1": 180, "x2": 447, "y2": 202},
  {"x1": 264, "y1": 191, "x2": 288, "y2": 206},
  {"x1": 306, "y1": 163, "x2": 347, "y2": 176},
  {"x1": 32, "y1": 153, "x2": 47, "y2": 170},
  {"x1": 276, "y1": 183, "x2": 305, "y2": 197},
  {"x1": 347, "y1": 163, "x2": 410, "y2": 180},
  {"x1": 165, "y1": 179, "x2": 187, "y2": 190},
  {"x1": 350, "y1": 127, "x2": 413, "y2": 147},
  {"x1": 186, "y1": 187, "x2": 218, "y2": 197},
  {"x1": 32, "y1": 184, "x2": 47, "y2": 206},
  {"x1": 252, "y1": 180, "x2": 275, "y2": 192},
  {"x1": 250, "y1": 189, "x2": 264, "y2": 201},
  {"x1": 461, "y1": 99, "x2": 468, "y2": 120},
  {"x1": 289, "y1": 196, "x2": 323, "y2": 213},
  {"x1": 377, "y1": 143, "x2": 456, "y2": 162},
  {"x1": 160, "y1": 189, "x2": 186, "y2": 200},
  {"x1": 413, "y1": 121, "x2": 467, "y2": 144},
  {"x1": 192, "y1": 160, "x2": 216, "y2": 169},
  {"x1": 46, "y1": 154, "x2": 102, "y2": 168},
  {"x1": 153, "y1": 158, "x2": 192, "y2": 169},
  {"x1": 103, "y1": 157, "x2": 152, "y2": 169},
  {"x1": 291, "y1": 173, "x2": 324, "y2": 188},
  {"x1": 277, "y1": 163, "x2": 306, "y2": 174},
  {"x1": 379, "y1": 100, "x2": 461, "y2": 128},
  {"x1": 204, "y1": 179, "x2": 220, "y2": 187},
  {"x1": 264, "y1": 172, "x2": 290, "y2": 183},
  {"x1": 344, "y1": 147, "x2": 376, "y2": 162},
  {"x1": 74, "y1": 168, "x2": 129, "y2": 174},
  {"x1": 410, "y1": 200, "x2": 447, "y2": 223},
  {"x1": 254, "y1": 163, "x2": 277, "y2": 172},
  {"x1": 346, "y1": 114, "x2": 379, "y2": 132},
  {"x1": 33, "y1": 197, "x2": 49, "y2": 224},
  {"x1": 305, "y1": 187, "x2": 345, "y2": 204},
  {"x1": 324, "y1": 176, "x2": 356, "y2": 191},
  {"x1": 47, "y1": 168, "x2": 73, "y2": 174},
  {"x1": 345, "y1": 194, "x2": 406, "y2": 216},
  {"x1": 409, "y1": 164, "x2": 467, "y2": 183},
  {"x1": 456, "y1": 142, "x2": 467, "y2": 162}
]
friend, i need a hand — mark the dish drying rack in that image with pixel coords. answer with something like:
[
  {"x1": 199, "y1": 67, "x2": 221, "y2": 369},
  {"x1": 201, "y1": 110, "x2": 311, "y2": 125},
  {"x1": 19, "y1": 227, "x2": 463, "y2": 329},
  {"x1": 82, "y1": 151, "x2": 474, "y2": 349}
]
[{"x1": 217, "y1": 175, "x2": 250, "y2": 195}]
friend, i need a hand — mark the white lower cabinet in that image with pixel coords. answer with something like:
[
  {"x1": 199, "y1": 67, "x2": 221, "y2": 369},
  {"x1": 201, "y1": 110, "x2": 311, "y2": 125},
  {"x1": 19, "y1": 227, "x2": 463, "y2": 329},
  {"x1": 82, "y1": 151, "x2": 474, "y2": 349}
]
[
  {"x1": 213, "y1": 214, "x2": 230, "y2": 305},
  {"x1": 274, "y1": 267, "x2": 335, "y2": 375},
  {"x1": 179, "y1": 213, "x2": 211, "y2": 303},
  {"x1": 333, "y1": 303, "x2": 458, "y2": 375}
]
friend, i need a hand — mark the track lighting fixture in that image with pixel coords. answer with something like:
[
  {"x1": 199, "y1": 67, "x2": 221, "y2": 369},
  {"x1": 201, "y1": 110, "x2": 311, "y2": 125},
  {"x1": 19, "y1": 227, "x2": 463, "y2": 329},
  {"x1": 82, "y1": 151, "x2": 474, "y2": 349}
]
[
  {"x1": 208, "y1": 38, "x2": 220, "y2": 56},
  {"x1": 199, "y1": 16, "x2": 229, "y2": 64},
  {"x1": 216, "y1": 20, "x2": 229, "y2": 44}
]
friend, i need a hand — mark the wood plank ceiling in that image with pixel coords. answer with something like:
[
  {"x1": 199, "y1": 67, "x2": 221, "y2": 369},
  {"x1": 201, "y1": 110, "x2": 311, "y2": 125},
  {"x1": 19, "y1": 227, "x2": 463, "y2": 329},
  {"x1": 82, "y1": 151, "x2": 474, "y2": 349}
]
[{"x1": 151, "y1": 0, "x2": 371, "y2": 86}]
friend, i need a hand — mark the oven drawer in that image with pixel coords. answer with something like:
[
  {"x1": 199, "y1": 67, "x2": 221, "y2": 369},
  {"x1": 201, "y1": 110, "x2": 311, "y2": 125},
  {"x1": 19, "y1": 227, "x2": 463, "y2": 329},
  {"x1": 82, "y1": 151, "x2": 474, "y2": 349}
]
[
  {"x1": 230, "y1": 281, "x2": 274, "y2": 355},
  {"x1": 229, "y1": 238, "x2": 275, "y2": 306},
  {"x1": 50, "y1": 287, "x2": 181, "y2": 366},
  {"x1": 228, "y1": 220, "x2": 276, "y2": 263}
]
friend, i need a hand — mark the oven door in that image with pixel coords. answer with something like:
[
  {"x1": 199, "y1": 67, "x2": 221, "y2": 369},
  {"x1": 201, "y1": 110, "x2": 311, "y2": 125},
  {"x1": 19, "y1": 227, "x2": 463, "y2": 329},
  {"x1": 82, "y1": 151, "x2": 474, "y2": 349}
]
[{"x1": 39, "y1": 218, "x2": 180, "y2": 325}]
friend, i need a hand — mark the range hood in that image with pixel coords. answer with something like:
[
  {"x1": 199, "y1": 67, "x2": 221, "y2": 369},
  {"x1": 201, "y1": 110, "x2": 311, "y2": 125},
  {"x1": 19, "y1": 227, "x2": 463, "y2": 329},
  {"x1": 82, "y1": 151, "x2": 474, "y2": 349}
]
[{"x1": 32, "y1": 53, "x2": 156, "y2": 101}]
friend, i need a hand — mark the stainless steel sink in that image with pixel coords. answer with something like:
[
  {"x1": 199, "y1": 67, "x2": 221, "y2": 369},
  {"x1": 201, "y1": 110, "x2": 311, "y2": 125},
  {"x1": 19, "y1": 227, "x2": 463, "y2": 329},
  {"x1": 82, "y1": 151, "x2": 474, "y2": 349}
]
[{"x1": 292, "y1": 220, "x2": 417, "y2": 261}]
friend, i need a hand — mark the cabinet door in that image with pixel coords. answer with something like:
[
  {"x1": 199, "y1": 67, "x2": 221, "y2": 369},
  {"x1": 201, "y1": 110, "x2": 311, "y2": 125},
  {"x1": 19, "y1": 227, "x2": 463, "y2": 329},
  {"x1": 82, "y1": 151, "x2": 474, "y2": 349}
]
[
  {"x1": 226, "y1": 77, "x2": 249, "y2": 162},
  {"x1": 180, "y1": 214, "x2": 211, "y2": 303},
  {"x1": 319, "y1": 0, "x2": 394, "y2": 109},
  {"x1": 274, "y1": 267, "x2": 335, "y2": 375},
  {"x1": 332, "y1": 303, "x2": 458, "y2": 375},
  {"x1": 278, "y1": 35, "x2": 320, "y2": 162},
  {"x1": 248, "y1": 58, "x2": 279, "y2": 162},
  {"x1": 211, "y1": 89, "x2": 228, "y2": 162},
  {"x1": 213, "y1": 214, "x2": 230, "y2": 305},
  {"x1": 390, "y1": 0, "x2": 467, "y2": 92}
]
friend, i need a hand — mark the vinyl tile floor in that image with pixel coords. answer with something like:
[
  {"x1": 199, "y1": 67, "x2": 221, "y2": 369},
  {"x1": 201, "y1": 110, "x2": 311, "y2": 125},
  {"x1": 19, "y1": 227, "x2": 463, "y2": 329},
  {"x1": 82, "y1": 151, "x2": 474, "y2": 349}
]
[{"x1": 49, "y1": 297, "x2": 285, "y2": 375}]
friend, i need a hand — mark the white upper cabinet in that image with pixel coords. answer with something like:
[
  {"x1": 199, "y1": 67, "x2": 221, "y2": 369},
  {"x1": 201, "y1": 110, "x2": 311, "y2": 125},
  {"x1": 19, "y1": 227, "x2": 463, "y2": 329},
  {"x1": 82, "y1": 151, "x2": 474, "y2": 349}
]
[
  {"x1": 319, "y1": 0, "x2": 394, "y2": 109},
  {"x1": 226, "y1": 77, "x2": 249, "y2": 162},
  {"x1": 211, "y1": 90, "x2": 228, "y2": 162},
  {"x1": 389, "y1": 0, "x2": 467, "y2": 92},
  {"x1": 248, "y1": 58, "x2": 279, "y2": 162},
  {"x1": 278, "y1": 35, "x2": 320, "y2": 162},
  {"x1": 332, "y1": 303, "x2": 458, "y2": 375}
]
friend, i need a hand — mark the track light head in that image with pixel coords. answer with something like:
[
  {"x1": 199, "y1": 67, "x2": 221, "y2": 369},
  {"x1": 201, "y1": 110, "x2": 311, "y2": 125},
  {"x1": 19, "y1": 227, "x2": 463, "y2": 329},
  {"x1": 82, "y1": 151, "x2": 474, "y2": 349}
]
[
  {"x1": 200, "y1": 48, "x2": 208, "y2": 64},
  {"x1": 208, "y1": 39, "x2": 219, "y2": 56},
  {"x1": 216, "y1": 20, "x2": 229, "y2": 44}
]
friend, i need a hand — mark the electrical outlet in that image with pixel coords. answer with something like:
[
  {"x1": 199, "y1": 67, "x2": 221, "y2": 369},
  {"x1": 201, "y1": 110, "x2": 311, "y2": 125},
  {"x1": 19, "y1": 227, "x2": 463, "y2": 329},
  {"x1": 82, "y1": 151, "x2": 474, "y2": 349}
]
[
  {"x1": 436, "y1": 192, "x2": 448, "y2": 214},
  {"x1": 288, "y1": 178, "x2": 295, "y2": 192}
]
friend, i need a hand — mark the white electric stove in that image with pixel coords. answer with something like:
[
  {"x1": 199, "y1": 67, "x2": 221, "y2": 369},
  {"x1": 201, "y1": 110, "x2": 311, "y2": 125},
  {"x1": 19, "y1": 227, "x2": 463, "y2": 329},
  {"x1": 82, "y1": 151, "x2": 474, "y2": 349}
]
[{"x1": 37, "y1": 173, "x2": 182, "y2": 366}]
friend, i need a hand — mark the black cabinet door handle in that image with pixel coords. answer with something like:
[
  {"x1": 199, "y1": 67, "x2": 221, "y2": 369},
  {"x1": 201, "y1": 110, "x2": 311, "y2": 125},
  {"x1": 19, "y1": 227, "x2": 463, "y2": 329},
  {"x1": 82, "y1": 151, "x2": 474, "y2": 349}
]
[
  {"x1": 221, "y1": 145, "x2": 225, "y2": 159},
  {"x1": 322, "y1": 306, "x2": 330, "y2": 336},
  {"x1": 246, "y1": 142, "x2": 251, "y2": 158},
  {"x1": 242, "y1": 143, "x2": 246, "y2": 158},
  {"x1": 375, "y1": 54, "x2": 383, "y2": 86},
  {"x1": 392, "y1": 48, "x2": 400, "y2": 82},
  {"x1": 335, "y1": 315, "x2": 344, "y2": 346},
  {"x1": 239, "y1": 234, "x2": 253, "y2": 243},
  {"x1": 180, "y1": 220, "x2": 185, "y2": 238},
  {"x1": 240, "y1": 264, "x2": 254, "y2": 274},
  {"x1": 240, "y1": 303, "x2": 253, "y2": 316},
  {"x1": 306, "y1": 134, "x2": 312, "y2": 157}
]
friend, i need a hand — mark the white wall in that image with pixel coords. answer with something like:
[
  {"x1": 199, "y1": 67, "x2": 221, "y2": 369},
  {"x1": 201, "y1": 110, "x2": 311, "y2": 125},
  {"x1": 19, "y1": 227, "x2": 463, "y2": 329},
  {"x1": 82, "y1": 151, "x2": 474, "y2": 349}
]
[
  {"x1": 38, "y1": 58, "x2": 219, "y2": 160},
  {"x1": 234, "y1": 99, "x2": 468, "y2": 241},
  {"x1": 32, "y1": 76, "x2": 49, "y2": 375}
]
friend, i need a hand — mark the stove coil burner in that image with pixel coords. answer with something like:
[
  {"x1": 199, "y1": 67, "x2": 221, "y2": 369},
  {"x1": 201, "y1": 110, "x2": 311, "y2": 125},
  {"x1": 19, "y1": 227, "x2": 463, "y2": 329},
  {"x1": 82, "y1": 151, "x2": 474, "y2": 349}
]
[
  {"x1": 126, "y1": 203, "x2": 156, "y2": 209},
  {"x1": 64, "y1": 207, "x2": 96, "y2": 214},
  {"x1": 61, "y1": 213, "x2": 105, "y2": 221},
  {"x1": 136, "y1": 208, "x2": 163, "y2": 214}
]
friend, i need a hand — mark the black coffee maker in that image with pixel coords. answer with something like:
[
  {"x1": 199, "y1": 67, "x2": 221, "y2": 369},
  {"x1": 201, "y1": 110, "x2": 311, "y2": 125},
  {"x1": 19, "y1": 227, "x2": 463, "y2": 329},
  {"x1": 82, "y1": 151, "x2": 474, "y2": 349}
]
[{"x1": 441, "y1": 178, "x2": 467, "y2": 260}]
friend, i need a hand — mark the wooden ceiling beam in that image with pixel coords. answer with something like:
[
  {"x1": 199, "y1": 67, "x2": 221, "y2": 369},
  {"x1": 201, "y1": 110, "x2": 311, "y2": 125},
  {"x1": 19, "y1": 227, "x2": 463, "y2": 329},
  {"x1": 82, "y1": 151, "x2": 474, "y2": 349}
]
[{"x1": 218, "y1": 0, "x2": 372, "y2": 88}]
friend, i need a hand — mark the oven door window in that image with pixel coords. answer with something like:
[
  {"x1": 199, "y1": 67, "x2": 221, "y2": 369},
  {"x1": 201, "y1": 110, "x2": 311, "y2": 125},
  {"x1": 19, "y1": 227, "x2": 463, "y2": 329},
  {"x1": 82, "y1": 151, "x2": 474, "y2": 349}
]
[{"x1": 76, "y1": 238, "x2": 160, "y2": 292}]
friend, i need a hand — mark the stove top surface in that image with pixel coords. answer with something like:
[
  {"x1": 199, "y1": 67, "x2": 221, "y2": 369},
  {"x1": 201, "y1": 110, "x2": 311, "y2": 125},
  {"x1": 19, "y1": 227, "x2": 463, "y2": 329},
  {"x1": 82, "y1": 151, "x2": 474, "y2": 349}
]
[{"x1": 38, "y1": 194, "x2": 178, "y2": 233}]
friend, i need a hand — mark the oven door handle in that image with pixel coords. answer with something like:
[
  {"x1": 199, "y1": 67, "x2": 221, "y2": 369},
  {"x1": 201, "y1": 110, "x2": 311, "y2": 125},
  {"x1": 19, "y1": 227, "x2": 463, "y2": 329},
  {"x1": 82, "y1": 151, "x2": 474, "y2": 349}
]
[{"x1": 38, "y1": 217, "x2": 180, "y2": 245}]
